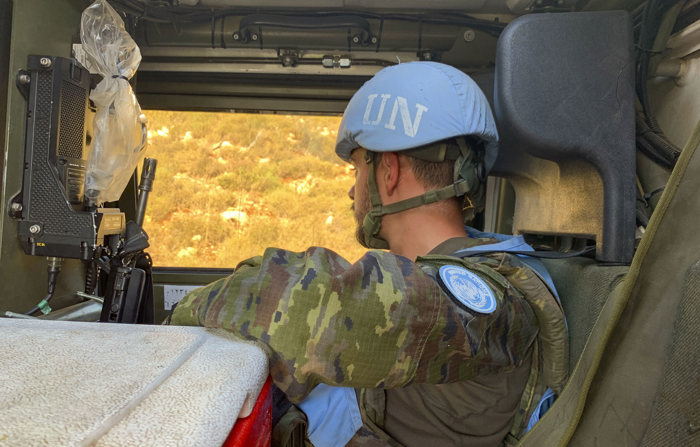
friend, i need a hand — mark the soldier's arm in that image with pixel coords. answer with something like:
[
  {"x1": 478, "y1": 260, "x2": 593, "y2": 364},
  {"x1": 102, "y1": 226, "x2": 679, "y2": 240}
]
[{"x1": 169, "y1": 246, "x2": 537, "y2": 402}]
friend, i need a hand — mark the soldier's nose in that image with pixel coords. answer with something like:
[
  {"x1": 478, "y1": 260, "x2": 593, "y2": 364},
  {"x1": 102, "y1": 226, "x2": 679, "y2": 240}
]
[{"x1": 348, "y1": 185, "x2": 355, "y2": 200}]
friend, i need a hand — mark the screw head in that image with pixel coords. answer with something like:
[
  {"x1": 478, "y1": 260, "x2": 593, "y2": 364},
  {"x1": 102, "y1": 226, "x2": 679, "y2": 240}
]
[
  {"x1": 352, "y1": 35, "x2": 360, "y2": 44},
  {"x1": 29, "y1": 224, "x2": 41, "y2": 234},
  {"x1": 250, "y1": 33, "x2": 258, "y2": 41},
  {"x1": 11, "y1": 203, "x2": 22, "y2": 212},
  {"x1": 232, "y1": 32, "x2": 240, "y2": 41},
  {"x1": 39, "y1": 57, "x2": 51, "y2": 67},
  {"x1": 18, "y1": 74, "x2": 30, "y2": 84},
  {"x1": 371, "y1": 36, "x2": 378, "y2": 44},
  {"x1": 463, "y1": 29, "x2": 476, "y2": 42}
]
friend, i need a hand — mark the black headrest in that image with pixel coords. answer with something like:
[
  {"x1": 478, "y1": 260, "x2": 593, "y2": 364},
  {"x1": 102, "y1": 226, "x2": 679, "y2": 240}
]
[{"x1": 492, "y1": 11, "x2": 636, "y2": 264}]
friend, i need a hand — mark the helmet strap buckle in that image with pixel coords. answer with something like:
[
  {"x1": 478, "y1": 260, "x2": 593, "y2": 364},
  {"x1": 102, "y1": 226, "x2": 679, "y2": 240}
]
[{"x1": 462, "y1": 194, "x2": 475, "y2": 212}]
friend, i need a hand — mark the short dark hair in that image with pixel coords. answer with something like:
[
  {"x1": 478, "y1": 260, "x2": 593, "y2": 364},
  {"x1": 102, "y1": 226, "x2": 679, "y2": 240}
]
[
  {"x1": 402, "y1": 137, "x2": 469, "y2": 189},
  {"x1": 406, "y1": 155, "x2": 455, "y2": 190},
  {"x1": 402, "y1": 137, "x2": 486, "y2": 223}
]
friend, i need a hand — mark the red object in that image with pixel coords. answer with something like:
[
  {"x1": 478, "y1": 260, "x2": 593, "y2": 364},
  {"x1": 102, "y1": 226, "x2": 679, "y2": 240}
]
[{"x1": 223, "y1": 377, "x2": 273, "y2": 447}]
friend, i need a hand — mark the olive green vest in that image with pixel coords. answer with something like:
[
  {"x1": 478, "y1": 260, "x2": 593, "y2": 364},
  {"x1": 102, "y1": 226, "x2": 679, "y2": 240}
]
[{"x1": 357, "y1": 238, "x2": 568, "y2": 447}]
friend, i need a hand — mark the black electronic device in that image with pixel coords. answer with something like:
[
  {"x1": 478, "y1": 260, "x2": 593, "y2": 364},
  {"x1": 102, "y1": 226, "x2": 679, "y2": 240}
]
[
  {"x1": 10, "y1": 55, "x2": 154, "y2": 323},
  {"x1": 11, "y1": 55, "x2": 124, "y2": 260}
]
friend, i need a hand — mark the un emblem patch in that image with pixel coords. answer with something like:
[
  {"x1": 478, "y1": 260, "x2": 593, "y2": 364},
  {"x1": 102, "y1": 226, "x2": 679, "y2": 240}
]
[{"x1": 438, "y1": 265, "x2": 497, "y2": 314}]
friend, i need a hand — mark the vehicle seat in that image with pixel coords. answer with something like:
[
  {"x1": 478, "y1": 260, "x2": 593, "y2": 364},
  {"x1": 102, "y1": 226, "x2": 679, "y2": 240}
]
[
  {"x1": 491, "y1": 10, "x2": 700, "y2": 447},
  {"x1": 490, "y1": 10, "x2": 636, "y2": 369}
]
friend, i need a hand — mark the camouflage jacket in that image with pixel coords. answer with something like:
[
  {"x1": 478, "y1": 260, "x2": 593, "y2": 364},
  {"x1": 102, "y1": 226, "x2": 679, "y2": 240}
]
[{"x1": 169, "y1": 246, "x2": 539, "y2": 404}]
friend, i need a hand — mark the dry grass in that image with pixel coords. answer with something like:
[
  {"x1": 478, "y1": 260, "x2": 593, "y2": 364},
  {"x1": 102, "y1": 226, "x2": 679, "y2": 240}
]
[{"x1": 142, "y1": 110, "x2": 366, "y2": 267}]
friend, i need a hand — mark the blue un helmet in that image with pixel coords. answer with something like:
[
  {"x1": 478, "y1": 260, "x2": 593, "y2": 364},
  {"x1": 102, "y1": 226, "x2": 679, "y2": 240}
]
[{"x1": 335, "y1": 61, "x2": 499, "y2": 249}]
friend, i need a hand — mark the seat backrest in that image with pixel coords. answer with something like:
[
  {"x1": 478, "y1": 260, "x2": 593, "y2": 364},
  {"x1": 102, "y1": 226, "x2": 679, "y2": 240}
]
[
  {"x1": 520, "y1": 112, "x2": 700, "y2": 447},
  {"x1": 486, "y1": 11, "x2": 639, "y2": 443},
  {"x1": 487, "y1": 10, "x2": 700, "y2": 447},
  {"x1": 540, "y1": 257, "x2": 628, "y2": 373},
  {"x1": 491, "y1": 11, "x2": 636, "y2": 264}
]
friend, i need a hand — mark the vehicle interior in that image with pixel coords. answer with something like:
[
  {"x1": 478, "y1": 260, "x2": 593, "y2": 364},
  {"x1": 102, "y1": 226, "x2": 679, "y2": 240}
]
[{"x1": 1, "y1": 0, "x2": 698, "y2": 445}]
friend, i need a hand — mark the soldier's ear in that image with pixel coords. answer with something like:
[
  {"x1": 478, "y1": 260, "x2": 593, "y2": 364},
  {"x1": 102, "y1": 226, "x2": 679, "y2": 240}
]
[{"x1": 380, "y1": 152, "x2": 401, "y2": 195}]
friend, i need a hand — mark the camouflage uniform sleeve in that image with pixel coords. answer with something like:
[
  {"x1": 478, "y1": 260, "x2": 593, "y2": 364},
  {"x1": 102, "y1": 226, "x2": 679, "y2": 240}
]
[{"x1": 169, "y1": 247, "x2": 538, "y2": 403}]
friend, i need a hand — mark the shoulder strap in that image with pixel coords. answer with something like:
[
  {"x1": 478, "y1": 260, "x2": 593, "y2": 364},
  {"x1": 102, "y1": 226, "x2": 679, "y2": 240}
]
[
  {"x1": 452, "y1": 249, "x2": 570, "y2": 441},
  {"x1": 454, "y1": 245, "x2": 594, "y2": 259}
]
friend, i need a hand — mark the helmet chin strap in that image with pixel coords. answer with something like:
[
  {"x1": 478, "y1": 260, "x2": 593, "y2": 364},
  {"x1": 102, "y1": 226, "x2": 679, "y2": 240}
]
[
  {"x1": 360, "y1": 150, "x2": 475, "y2": 250},
  {"x1": 360, "y1": 151, "x2": 389, "y2": 249}
]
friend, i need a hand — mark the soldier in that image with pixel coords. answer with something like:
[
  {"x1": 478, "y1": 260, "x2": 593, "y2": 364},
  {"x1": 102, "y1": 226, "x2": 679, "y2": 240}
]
[{"x1": 169, "y1": 61, "x2": 567, "y2": 447}]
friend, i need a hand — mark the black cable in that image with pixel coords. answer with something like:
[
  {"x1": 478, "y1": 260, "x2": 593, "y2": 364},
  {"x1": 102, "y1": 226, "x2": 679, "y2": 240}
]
[
  {"x1": 636, "y1": 205, "x2": 650, "y2": 227},
  {"x1": 24, "y1": 258, "x2": 62, "y2": 316},
  {"x1": 634, "y1": 0, "x2": 682, "y2": 168},
  {"x1": 636, "y1": 114, "x2": 677, "y2": 168},
  {"x1": 635, "y1": 180, "x2": 652, "y2": 227},
  {"x1": 23, "y1": 293, "x2": 52, "y2": 317},
  {"x1": 85, "y1": 261, "x2": 98, "y2": 296},
  {"x1": 108, "y1": 1, "x2": 506, "y2": 36}
]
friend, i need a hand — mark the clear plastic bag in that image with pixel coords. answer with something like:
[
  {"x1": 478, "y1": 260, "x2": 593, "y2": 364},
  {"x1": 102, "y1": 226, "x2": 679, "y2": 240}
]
[{"x1": 80, "y1": 0, "x2": 146, "y2": 206}]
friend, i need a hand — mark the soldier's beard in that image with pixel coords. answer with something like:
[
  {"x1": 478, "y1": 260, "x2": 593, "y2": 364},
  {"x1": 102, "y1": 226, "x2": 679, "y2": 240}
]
[
  {"x1": 355, "y1": 220, "x2": 368, "y2": 248},
  {"x1": 352, "y1": 192, "x2": 372, "y2": 248}
]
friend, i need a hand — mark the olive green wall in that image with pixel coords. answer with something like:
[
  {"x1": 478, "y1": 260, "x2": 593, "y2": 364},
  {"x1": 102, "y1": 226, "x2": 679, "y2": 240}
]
[{"x1": 0, "y1": 0, "x2": 90, "y2": 314}]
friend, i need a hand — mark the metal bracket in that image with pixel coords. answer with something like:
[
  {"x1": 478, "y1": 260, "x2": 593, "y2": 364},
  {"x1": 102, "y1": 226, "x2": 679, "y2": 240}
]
[
  {"x1": 8, "y1": 193, "x2": 23, "y2": 219},
  {"x1": 234, "y1": 14, "x2": 375, "y2": 46},
  {"x1": 16, "y1": 69, "x2": 30, "y2": 100},
  {"x1": 321, "y1": 55, "x2": 352, "y2": 69},
  {"x1": 278, "y1": 49, "x2": 300, "y2": 67}
]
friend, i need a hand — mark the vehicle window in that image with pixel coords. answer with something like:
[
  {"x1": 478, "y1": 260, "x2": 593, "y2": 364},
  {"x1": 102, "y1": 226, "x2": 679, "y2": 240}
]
[{"x1": 143, "y1": 110, "x2": 365, "y2": 268}]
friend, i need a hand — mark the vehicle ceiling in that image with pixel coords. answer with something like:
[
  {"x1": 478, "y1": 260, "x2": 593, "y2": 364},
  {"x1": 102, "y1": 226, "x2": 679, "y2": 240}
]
[{"x1": 109, "y1": 0, "x2": 648, "y2": 112}]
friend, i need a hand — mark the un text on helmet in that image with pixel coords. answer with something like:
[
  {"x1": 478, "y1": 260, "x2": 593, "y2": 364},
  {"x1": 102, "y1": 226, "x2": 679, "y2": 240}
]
[{"x1": 362, "y1": 94, "x2": 429, "y2": 138}]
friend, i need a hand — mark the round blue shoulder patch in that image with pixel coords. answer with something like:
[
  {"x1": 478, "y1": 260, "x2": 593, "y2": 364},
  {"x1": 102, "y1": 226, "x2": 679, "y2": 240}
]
[{"x1": 438, "y1": 265, "x2": 497, "y2": 314}]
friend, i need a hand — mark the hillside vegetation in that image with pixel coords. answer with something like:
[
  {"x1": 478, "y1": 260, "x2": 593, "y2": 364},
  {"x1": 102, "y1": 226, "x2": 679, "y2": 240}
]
[{"x1": 142, "y1": 110, "x2": 367, "y2": 268}]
